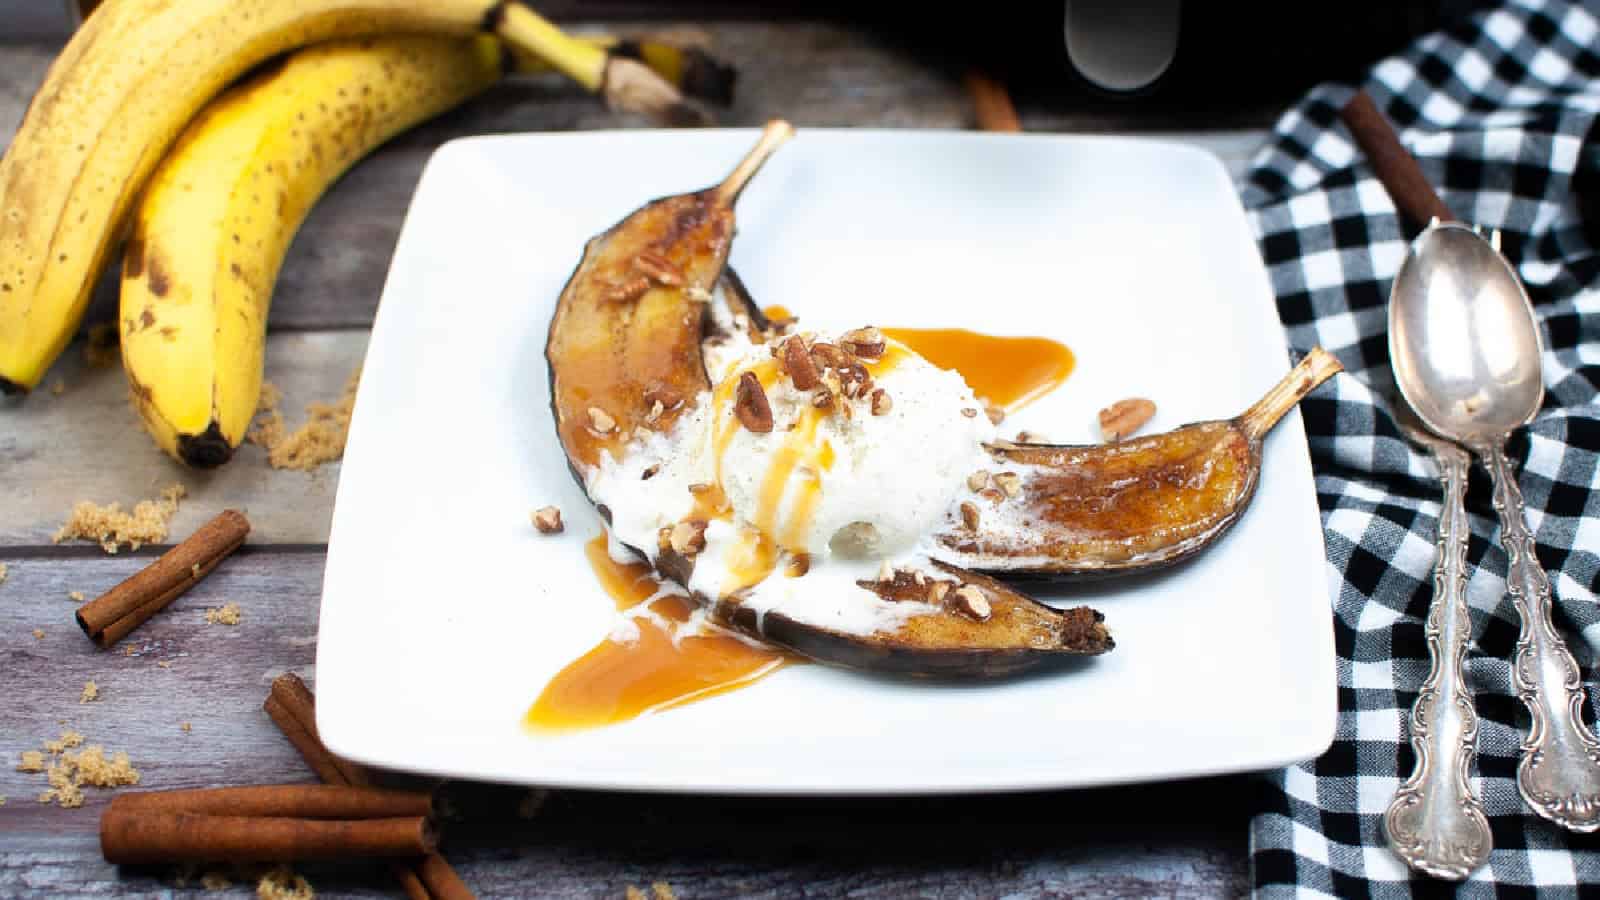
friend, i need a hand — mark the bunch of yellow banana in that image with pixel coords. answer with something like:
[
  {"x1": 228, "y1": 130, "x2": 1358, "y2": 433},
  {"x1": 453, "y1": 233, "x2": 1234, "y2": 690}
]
[{"x1": 0, "y1": 0, "x2": 735, "y2": 467}]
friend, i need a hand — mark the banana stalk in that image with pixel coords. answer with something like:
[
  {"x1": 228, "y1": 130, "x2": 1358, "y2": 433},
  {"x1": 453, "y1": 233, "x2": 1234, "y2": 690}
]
[{"x1": 0, "y1": 0, "x2": 704, "y2": 395}]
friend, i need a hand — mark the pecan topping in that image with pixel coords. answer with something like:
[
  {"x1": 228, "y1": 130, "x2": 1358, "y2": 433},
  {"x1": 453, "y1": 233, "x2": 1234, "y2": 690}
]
[
  {"x1": 959, "y1": 501, "x2": 980, "y2": 531},
  {"x1": 641, "y1": 464, "x2": 660, "y2": 481},
  {"x1": 961, "y1": 407, "x2": 978, "y2": 419},
  {"x1": 531, "y1": 506, "x2": 563, "y2": 535},
  {"x1": 811, "y1": 389, "x2": 835, "y2": 410},
  {"x1": 839, "y1": 326, "x2": 886, "y2": 360},
  {"x1": 785, "y1": 553, "x2": 811, "y2": 578},
  {"x1": 928, "y1": 581, "x2": 950, "y2": 604},
  {"x1": 669, "y1": 519, "x2": 708, "y2": 556},
  {"x1": 780, "y1": 336, "x2": 822, "y2": 390},
  {"x1": 644, "y1": 400, "x2": 665, "y2": 423},
  {"x1": 633, "y1": 249, "x2": 684, "y2": 286},
  {"x1": 810, "y1": 342, "x2": 847, "y2": 370},
  {"x1": 587, "y1": 406, "x2": 616, "y2": 434},
  {"x1": 840, "y1": 362, "x2": 872, "y2": 399},
  {"x1": 984, "y1": 404, "x2": 1005, "y2": 426},
  {"x1": 1099, "y1": 397, "x2": 1156, "y2": 442},
  {"x1": 992, "y1": 472, "x2": 1022, "y2": 498},
  {"x1": 1015, "y1": 430, "x2": 1045, "y2": 444},
  {"x1": 966, "y1": 471, "x2": 991, "y2": 492},
  {"x1": 734, "y1": 372, "x2": 774, "y2": 433},
  {"x1": 949, "y1": 585, "x2": 993, "y2": 622},
  {"x1": 602, "y1": 275, "x2": 651, "y2": 304},
  {"x1": 870, "y1": 388, "x2": 892, "y2": 416}
]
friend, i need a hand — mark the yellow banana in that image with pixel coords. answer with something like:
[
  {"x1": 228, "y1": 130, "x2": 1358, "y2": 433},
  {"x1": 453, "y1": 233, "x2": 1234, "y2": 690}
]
[
  {"x1": 0, "y1": 0, "x2": 701, "y2": 395},
  {"x1": 121, "y1": 35, "x2": 504, "y2": 466}
]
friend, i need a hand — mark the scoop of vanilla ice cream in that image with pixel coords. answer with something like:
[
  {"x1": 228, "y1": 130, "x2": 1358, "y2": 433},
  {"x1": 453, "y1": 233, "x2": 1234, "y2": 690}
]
[{"x1": 716, "y1": 335, "x2": 996, "y2": 560}]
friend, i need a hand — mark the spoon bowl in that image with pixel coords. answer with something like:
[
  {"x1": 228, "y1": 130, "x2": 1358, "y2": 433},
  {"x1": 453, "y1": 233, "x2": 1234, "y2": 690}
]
[{"x1": 1389, "y1": 222, "x2": 1544, "y2": 442}]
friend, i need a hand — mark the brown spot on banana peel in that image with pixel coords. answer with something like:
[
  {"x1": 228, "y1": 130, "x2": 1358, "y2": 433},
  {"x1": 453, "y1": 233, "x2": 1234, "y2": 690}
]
[
  {"x1": 177, "y1": 420, "x2": 234, "y2": 469},
  {"x1": 937, "y1": 348, "x2": 1342, "y2": 579},
  {"x1": 122, "y1": 238, "x2": 144, "y2": 279},
  {"x1": 145, "y1": 251, "x2": 170, "y2": 298}
]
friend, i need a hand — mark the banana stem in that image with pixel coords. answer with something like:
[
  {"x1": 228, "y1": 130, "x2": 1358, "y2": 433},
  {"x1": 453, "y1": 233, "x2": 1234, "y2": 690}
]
[
  {"x1": 1238, "y1": 347, "x2": 1343, "y2": 442},
  {"x1": 493, "y1": 3, "x2": 607, "y2": 91},
  {"x1": 714, "y1": 120, "x2": 795, "y2": 207}
]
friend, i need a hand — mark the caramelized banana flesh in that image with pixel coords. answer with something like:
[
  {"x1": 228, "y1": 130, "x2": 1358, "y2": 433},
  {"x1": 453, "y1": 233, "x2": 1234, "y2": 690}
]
[
  {"x1": 936, "y1": 350, "x2": 1342, "y2": 578},
  {"x1": 937, "y1": 421, "x2": 1260, "y2": 577},
  {"x1": 546, "y1": 190, "x2": 731, "y2": 475}
]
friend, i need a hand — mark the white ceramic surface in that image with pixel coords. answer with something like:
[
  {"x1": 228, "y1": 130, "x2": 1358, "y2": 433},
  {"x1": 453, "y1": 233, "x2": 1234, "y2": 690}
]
[{"x1": 315, "y1": 129, "x2": 1336, "y2": 794}]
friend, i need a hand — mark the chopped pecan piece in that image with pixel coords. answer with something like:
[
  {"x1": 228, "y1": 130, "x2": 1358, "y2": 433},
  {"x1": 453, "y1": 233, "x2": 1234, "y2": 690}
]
[
  {"x1": 870, "y1": 388, "x2": 892, "y2": 416},
  {"x1": 531, "y1": 506, "x2": 563, "y2": 535},
  {"x1": 839, "y1": 326, "x2": 886, "y2": 360},
  {"x1": 633, "y1": 249, "x2": 685, "y2": 286},
  {"x1": 810, "y1": 342, "x2": 847, "y2": 371},
  {"x1": 966, "y1": 471, "x2": 991, "y2": 492},
  {"x1": 780, "y1": 336, "x2": 822, "y2": 390},
  {"x1": 984, "y1": 404, "x2": 1006, "y2": 426},
  {"x1": 1099, "y1": 397, "x2": 1157, "y2": 442},
  {"x1": 734, "y1": 372, "x2": 774, "y2": 433},
  {"x1": 949, "y1": 585, "x2": 993, "y2": 622},
  {"x1": 811, "y1": 389, "x2": 835, "y2": 410},
  {"x1": 928, "y1": 581, "x2": 950, "y2": 604},
  {"x1": 602, "y1": 275, "x2": 651, "y2": 304},
  {"x1": 669, "y1": 519, "x2": 708, "y2": 556},
  {"x1": 961, "y1": 407, "x2": 979, "y2": 419},
  {"x1": 992, "y1": 472, "x2": 1022, "y2": 498},
  {"x1": 959, "y1": 501, "x2": 980, "y2": 531},
  {"x1": 587, "y1": 406, "x2": 616, "y2": 434}
]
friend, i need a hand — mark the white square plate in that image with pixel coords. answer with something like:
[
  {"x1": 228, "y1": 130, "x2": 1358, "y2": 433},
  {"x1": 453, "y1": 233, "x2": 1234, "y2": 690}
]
[{"x1": 315, "y1": 129, "x2": 1336, "y2": 794}]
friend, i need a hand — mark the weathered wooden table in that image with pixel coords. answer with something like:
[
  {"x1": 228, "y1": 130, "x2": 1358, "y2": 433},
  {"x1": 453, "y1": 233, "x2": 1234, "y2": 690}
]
[{"x1": 1, "y1": 22, "x2": 1281, "y2": 898}]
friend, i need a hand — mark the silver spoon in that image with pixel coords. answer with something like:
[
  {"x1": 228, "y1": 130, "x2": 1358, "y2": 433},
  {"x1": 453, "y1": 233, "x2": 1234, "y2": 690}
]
[
  {"x1": 1390, "y1": 220, "x2": 1600, "y2": 832},
  {"x1": 1382, "y1": 400, "x2": 1492, "y2": 878}
]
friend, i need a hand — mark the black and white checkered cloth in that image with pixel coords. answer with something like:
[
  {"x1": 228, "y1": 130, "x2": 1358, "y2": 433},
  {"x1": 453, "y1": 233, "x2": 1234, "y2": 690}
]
[{"x1": 1241, "y1": 0, "x2": 1600, "y2": 894}]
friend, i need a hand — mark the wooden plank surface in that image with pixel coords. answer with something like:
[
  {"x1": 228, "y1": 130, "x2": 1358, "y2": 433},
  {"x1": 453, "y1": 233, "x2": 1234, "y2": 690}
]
[
  {"x1": 0, "y1": 19, "x2": 1277, "y2": 899},
  {"x1": 1, "y1": 332, "x2": 365, "y2": 548},
  {"x1": 0, "y1": 553, "x2": 1252, "y2": 897}
]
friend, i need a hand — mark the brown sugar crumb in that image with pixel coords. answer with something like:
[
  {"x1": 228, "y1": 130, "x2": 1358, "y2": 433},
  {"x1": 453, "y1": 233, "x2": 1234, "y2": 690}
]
[
  {"x1": 80, "y1": 681, "x2": 99, "y2": 703},
  {"x1": 157, "y1": 660, "x2": 173, "y2": 669},
  {"x1": 68, "y1": 590, "x2": 85, "y2": 602},
  {"x1": 53, "y1": 484, "x2": 186, "y2": 553},
  {"x1": 32, "y1": 629, "x2": 44, "y2": 640},
  {"x1": 248, "y1": 368, "x2": 360, "y2": 471},
  {"x1": 0, "y1": 562, "x2": 8, "y2": 585},
  {"x1": 44, "y1": 731, "x2": 84, "y2": 754},
  {"x1": 256, "y1": 865, "x2": 314, "y2": 900},
  {"x1": 205, "y1": 602, "x2": 242, "y2": 626},
  {"x1": 16, "y1": 751, "x2": 45, "y2": 773},
  {"x1": 181, "y1": 722, "x2": 192, "y2": 733},
  {"x1": 83, "y1": 321, "x2": 120, "y2": 369},
  {"x1": 653, "y1": 883, "x2": 677, "y2": 900},
  {"x1": 0, "y1": 796, "x2": 6, "y2": 806},
  {"x1": 35, "y1": 743, "x2": 140, "y2": 807},
  {"x1": 201, "y1": 870, "x2": 232, "y2": 891},
  {"x1": 626, "y1": 888, "x2": 647, "y2": 900}
]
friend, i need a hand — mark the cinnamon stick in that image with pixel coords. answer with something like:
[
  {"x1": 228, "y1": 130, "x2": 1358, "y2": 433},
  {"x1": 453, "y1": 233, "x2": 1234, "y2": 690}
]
[
  {"x1": 965, "y1": 69, "x2": 1021, "y2": 133},
  {"x1": 108, "y1": 784, "x2": 431, "y2": 820},
  {"x1": 1339, "y1": 91, "x2": 1455, "y2": 229},
  {"x1": 100, "y1": 810, "x2": 435, "y2": 865},
  {"x1": 76, "y1": 509, "x2": 250, "y2": 648},
  {"x1": 265, "y1": 674, "x2": 475, "y2": 900}
]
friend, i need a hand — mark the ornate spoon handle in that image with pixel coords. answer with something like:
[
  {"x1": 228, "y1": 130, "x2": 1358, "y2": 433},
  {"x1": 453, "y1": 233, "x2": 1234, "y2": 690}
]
[
  {"x1": 1384, "y1": 436, "x2": 1491, "y2": 879},
  {"x1": 1481, "y1": 438, "x2": 1600, "y2": 831}
]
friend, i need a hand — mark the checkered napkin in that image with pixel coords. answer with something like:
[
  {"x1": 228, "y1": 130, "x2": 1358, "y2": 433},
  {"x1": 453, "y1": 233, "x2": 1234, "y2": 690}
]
[{"x1": 1239, "y1": 0, "x2": 1600, "y2": 895}]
